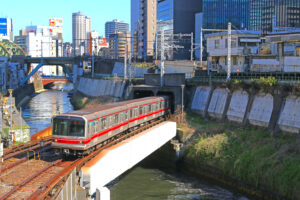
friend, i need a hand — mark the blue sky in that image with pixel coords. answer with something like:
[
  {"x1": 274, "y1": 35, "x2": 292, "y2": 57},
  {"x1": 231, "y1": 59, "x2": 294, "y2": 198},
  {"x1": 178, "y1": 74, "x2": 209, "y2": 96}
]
[{"x1": 0, "y1": 0, "x2": 130, "y2": 42}]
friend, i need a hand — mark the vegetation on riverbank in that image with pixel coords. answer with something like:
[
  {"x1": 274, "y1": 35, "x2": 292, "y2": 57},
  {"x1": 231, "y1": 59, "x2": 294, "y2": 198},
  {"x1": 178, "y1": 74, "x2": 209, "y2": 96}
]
[{"x1": 181, "y1": 112, "x2": 300, "y2": 199}]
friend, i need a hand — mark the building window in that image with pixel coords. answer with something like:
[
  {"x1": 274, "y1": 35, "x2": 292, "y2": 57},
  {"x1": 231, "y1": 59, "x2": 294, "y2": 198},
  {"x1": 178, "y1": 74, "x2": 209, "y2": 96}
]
[{"x1": 215, "y1": 40, "x2": 220, "y2": 49}]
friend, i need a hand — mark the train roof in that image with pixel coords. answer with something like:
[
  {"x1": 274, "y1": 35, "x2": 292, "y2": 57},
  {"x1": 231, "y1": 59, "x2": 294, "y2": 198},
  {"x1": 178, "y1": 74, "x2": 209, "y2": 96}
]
[{"x1": 58, "y1": 96, "x2": 165, "y2": 118}]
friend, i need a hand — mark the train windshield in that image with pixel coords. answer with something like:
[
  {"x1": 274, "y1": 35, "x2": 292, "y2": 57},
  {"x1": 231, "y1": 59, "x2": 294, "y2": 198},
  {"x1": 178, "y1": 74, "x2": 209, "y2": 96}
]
[{"x1": 53, "y1": 118, "x2": 85, "y2": 137}]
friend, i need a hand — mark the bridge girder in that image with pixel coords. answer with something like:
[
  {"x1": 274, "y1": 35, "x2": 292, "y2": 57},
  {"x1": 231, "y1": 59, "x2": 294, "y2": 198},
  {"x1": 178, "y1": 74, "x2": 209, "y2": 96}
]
[{"x1": 0, "y1": 40, "x2": 26, "y2": 57}]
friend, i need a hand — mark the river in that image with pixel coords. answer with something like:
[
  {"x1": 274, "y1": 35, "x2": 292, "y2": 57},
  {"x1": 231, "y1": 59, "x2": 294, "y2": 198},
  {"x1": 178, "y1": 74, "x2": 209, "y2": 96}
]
[{"x1": 21, "y1": 83, "x2": 249, "y2": 200}]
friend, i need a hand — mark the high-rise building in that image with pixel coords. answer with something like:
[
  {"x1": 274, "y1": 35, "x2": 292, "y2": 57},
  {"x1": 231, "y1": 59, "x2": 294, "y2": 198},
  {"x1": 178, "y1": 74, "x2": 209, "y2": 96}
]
[
  {"x1": 14, "y1": 30, "x2": 27, "y2": 53},
  {"x1": 157, "y1": 0, "x2": 174, "y2": 60},
  {"x1": 0, "y1": 18, "x2": 13, "y2": 41},
  {"x1": 105, "y1": 20, "x2": 129, "y2": 39},
  {"x1": 138, "y1": 0, "x2": 157, "y2": 61},
  {"x1": 202, "y1": 0, "x2": 300, "y2": 33},
  {"x1": 131, "y1": 0, "x2": 140, "y2": 60},
  {"x1": 261, "y1": 1, "x2": 300, "y2": 32},
  {"x1": 202, "y1": 0, "x2": 250, "y2": 30},
  {"x1": 173, "y1": 0, "x2": 202, "y2": 60},
  {"x1": 109, "y1": 31, "x2": 131, "y2": 59},
  {"x1": 72, "y1": 12, "x2": 91, "y2": 55}
]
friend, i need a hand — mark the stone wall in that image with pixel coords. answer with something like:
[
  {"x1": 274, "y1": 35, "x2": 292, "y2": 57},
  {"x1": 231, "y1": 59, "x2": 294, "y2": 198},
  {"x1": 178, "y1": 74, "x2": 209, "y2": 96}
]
[{"x1": 190, "y1": 85, "x2": 300, "y2": 134}]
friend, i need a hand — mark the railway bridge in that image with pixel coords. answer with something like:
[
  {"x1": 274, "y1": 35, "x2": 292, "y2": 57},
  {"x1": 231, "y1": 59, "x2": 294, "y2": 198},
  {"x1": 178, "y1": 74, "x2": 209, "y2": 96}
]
[{"x1": 0, "y1": 121, "x2": 177, "y2": 200}]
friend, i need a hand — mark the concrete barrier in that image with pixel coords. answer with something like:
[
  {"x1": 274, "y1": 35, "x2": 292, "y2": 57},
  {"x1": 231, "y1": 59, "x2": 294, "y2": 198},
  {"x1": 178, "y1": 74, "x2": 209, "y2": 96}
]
[
  {"x1": 81, "y1": 122, "x2": 176, "y2": 196},
  {"x1": 248, "y1": 93, "x2": 273, "y2": 127},
  {"x1": 278, "y1": 96, "x2": 300, "y2": 133},
  {"x1": 227, "y1": 91, "x2": 249, "y2": 123},
  {"x1": 208, "y1": 88, "x2": 229, "y2": 119},
  {"x1": 191, "y1": 86, "x2": 212, "y2": 116},
  {"x1": 77, "y1": 77, "x2": 126, "y2": 99}
]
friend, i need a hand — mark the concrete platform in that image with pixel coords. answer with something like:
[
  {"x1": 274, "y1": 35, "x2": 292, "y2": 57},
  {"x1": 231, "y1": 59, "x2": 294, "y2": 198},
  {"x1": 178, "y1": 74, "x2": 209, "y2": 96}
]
[{"x1": 80, "y1": 121, "x2": 176, "y2": 197}]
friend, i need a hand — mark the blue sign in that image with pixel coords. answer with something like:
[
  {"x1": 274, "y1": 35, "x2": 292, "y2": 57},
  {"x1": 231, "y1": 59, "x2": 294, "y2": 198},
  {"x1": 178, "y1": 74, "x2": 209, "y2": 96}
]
[{"x1": 0, "y1": 18, "x2": 8, "y2": 36}]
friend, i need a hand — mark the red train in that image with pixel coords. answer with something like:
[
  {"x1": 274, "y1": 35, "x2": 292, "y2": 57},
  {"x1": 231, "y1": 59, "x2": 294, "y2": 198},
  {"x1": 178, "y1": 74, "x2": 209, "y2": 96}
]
[{"x1": 51, "y1": 97, "x2": 170, "y2": 156}]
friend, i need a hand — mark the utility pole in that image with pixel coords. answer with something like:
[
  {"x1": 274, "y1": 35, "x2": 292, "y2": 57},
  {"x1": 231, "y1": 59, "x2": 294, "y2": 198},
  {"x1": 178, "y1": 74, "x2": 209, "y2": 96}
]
[
  {"x1": 20, "y1": 107, "x2": 23, "y2": 142},
  {"x1": 155, "y1": 33, "x2": 158, "y2": 61},
  {"x1": 160, "y1": 30, "x2": 165, "y2": 87},
  {"x1": 190, "y1": 32, "x2": 194, "y2": 61},
  {"x1": 200, "y1": 28, "x2": 204, "y2": 70},
  {"x1": 8, "y1": 89, "x2": 13, "y2": 146},
  {"x1": 92, "y1": 38, "x2": 95, "y2": 78},
  {"x1": 124, "y1": 42, "x2": 127, "y2": 80},
  {"x1": 227, "y1": 22, "x2": 232, "y2": 81}
]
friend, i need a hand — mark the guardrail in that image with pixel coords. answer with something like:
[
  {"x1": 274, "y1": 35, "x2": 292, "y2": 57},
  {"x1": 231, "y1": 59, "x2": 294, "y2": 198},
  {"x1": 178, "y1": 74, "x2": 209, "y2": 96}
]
[{"x1": 189, "y1": 72, "x2": 300, "y2": 85}]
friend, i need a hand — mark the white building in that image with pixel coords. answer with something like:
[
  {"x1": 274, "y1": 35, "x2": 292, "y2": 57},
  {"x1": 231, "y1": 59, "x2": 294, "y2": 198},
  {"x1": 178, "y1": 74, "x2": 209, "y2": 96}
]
[
  {"x1": 0, "y1": 18, "x2": 13, "y2": 41},
  {"x1": 25, "y1": 26, "x2": 62, "y2": 75},
  {"x1": 72, "y1": 12, "x2": 91, "y2": 56},
  {"x1": 206, "y1": 30, "x2": 262, "y2": 73}
]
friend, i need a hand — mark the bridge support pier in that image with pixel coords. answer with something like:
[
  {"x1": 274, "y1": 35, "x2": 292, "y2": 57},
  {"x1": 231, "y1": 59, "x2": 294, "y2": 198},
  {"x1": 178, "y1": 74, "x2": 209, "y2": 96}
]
[{"x1": 95, "y1": 187, "x2": 110, "y2": 200}]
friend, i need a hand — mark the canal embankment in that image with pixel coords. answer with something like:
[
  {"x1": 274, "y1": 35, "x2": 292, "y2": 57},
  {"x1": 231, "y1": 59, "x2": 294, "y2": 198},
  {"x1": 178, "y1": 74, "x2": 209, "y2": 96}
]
[
  {"x1": 70, "y1": 75, "x2": 300, "y2": 199},
  {"x1": 182, "y1": 78, "x2": 300, "y2": 199}
]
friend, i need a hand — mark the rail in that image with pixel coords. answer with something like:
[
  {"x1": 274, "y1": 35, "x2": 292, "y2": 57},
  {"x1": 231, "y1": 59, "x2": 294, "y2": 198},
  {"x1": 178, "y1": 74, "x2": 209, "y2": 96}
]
[
  {"x1": 0, "y1": 160, "x2": 62, "y2": 200},
  {"x1": 27, "y1": 118, "x2": 166, "y2": 200},
  {"x1": 4, "y1": 137, "x2": 52, "y2": 161}
]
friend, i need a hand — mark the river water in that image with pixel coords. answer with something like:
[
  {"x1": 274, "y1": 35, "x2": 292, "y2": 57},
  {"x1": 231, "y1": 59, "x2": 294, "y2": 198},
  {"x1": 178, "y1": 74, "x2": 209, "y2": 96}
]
[{"x1": 21, "y1": 83, "x2": 249, "y2": 200}]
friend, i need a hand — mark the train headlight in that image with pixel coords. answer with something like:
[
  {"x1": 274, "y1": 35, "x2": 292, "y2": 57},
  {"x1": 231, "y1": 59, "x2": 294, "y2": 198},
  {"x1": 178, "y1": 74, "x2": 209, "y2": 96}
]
[
  {"x1": 53, "y1": 139, "x2": 58, "y2": 142},
  {"x1": 79, "y1": 141, "x2": 84, "y2": 144}
]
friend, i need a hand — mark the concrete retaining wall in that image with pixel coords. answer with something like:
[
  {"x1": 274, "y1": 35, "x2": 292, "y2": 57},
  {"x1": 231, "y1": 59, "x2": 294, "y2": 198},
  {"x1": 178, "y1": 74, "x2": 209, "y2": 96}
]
[
  {"x1": 278, "y1": 96, "x2": 300, "y2": 133},
  {"x1": 248, "y1": 93, "x2": 273, "y2": 127},
  {"x1": 190, "y1": 84, "x2": 300, "y2": 134},
  {"x1": 208, "y1": 88, "x2": 229, "y2": 119},
  {"x1": 227, "y1": 91, "x2": 249, "y2": 123},
  {"x1": 113, "y1": 62, "x2": 148, "y2": 78},
  {"x1": 191, "y1": 86, "x2": 212, "y2": 116},
  {"x1": 77, "y1": 77, "x2": 126, "y2": 99}
]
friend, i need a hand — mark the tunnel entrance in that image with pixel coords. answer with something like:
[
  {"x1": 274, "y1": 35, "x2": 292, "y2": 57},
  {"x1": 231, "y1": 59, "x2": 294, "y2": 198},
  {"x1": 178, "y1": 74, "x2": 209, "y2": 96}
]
[
  {"x1": 157, "y1": 91, "x2": 175, "y2": 113},
  {"x1": 134, "y1": 90, "x2": 155, "y2": 99}
]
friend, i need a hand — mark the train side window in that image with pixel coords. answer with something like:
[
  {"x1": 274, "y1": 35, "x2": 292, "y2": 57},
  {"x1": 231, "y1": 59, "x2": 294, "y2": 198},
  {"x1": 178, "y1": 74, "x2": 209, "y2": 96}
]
[
  {"x1": 124, "y1": 112, "x2": 126, "y2": 121},
  {"x1": 148, "y1": 105, "x2": 151, "y2": 113},
  {"x1": 120, "y1": 113, "x2": 123, "y2": 123},
  {"x1": 125, "y1": 111, "x2": 128, "y2": 121},
  {"x1": 115, "y1": 114, "x2": 119, "y2": 125},
  {"x1": 102, "y1": 118, "x2": 107, "y2": 129},
  {"x1": 139, "y1": 106, "x2": 143, "y2": 115}
]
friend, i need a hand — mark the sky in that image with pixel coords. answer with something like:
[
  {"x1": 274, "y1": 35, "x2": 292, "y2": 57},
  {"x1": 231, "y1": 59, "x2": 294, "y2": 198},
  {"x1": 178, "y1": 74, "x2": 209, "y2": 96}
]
[{"x1": 0, "y1": 0, "x2": 130, "y2": 42}]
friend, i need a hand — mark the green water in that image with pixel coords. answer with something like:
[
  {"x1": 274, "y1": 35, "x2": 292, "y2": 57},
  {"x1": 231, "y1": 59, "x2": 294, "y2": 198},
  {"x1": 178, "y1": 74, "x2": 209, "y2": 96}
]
[{"x1": 111, "y1": 167, "x2": 248, "y2": 200}]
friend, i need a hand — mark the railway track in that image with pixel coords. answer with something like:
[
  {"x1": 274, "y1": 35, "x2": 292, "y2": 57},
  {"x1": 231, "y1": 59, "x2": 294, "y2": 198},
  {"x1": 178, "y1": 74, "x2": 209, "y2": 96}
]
[
  {"x1": 0, "y1": 137, "x2": 52, "y2": 176},
  {"x1": 26, "y1": 118, "x2": 166, "y2": 200},
  {"x1": 3, "y1": 137, "x2": 52, "y2": 160},
  {"x1": 0, "y1": 160, "x2": 62, "y2": 200}
]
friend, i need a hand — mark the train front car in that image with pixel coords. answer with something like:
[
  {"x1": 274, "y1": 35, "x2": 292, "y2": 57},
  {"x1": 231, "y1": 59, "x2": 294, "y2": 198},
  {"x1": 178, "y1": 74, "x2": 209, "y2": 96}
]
[{"x1": 51, "y1": 115, "x2": 87, "y2": 156}]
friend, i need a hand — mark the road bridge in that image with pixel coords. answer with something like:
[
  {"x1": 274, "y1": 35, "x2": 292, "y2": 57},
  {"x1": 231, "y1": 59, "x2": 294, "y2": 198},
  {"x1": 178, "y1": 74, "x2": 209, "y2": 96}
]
[{"x1": 41, "y1": 76, "x2": 69, "y2": 86}]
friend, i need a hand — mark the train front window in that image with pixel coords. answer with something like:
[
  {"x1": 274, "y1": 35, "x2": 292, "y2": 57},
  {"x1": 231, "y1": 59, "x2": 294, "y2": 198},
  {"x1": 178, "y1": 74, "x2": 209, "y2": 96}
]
[{"x1": 53, "y1": 118, "x2": 85, "y2": 137}]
